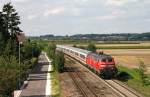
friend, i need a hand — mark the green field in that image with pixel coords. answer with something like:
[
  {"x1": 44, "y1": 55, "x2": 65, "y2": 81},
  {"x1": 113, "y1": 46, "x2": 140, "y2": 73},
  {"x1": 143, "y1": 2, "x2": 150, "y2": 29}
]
[{"x1": 117, "y1": 65, "x2": 150, "y2": 97}]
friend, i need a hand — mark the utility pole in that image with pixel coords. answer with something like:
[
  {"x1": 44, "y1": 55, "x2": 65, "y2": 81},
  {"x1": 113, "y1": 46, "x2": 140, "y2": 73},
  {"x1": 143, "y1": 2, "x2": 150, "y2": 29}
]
[
  {"x1": 17, "y1": 33, "x2": 25, "y2": 89},
  {"x1": 18, "y1": 42, "x2": 22, "y2": 89}
]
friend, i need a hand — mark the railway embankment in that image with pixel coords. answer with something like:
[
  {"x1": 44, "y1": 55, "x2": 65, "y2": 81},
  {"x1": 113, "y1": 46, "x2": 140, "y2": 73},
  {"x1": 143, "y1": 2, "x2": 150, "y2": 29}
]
[
  {"x1": 60, "y1": 57, "x2": 120, "y2": 97},
  {"x1": 117, "y1": 65, "x2": 150, "y2": 97}
]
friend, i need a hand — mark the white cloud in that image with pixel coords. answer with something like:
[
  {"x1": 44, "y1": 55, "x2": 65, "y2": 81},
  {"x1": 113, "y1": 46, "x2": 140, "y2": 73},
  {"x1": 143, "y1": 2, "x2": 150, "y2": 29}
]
[
  {"x1": 112, "y1": 10, "x2": 126, "y2": 16},
  {"x1": 106, "y1": 0, "x2": 128, "y2": 6},
  {"x1": 106, "y1": 0, "x2": 139, "y2": 6},
  {"x1": 12, "y1": 0, "x2": 30, "y2": 3},
  {"x1": 147, "y1": 19, "x2": 150, "y2": 22},
  {"x1": 74, "y1": 0, "x2": 89, "y2": 3},
  {"x1": 1, "y1": 0, "x2": 148, "y2": 35},
  {"x1": 27, "y1": 14, "x2": 39, "y2": 20},
  {"x1": 95, "y1": 15, "x2": 115, "y2": 20},
  {"x1": 71, "y1": 8, "x2": 81, "y2": 16},
  {"x1": 43, "y1": 6, "x2": 65, "y2": 16},
  {"x1": 95, "y1": 10, "x2": 126, "y2": 20}
]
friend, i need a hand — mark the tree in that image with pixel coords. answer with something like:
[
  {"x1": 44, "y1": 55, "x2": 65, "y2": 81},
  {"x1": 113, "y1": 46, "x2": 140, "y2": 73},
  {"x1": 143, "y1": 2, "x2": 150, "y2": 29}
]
[
  {"x1": 2, "y1": 3, "x2": 22, "y2": 55},
  {"x1": 73, "y1": 44, "x2": 76, "y2": 47},
  {"x1": 0, "y1": 12, "x2": 3, "y2": 52},
  {"x1": 87, "y1": 43, "x2": 96, "y2": 52},
  {"x1": 0, "y1": 3, "x2": 42, "y2": 96},
  {"x1": 2, "y1": 3, "x2": 22, "y2": 36},
  {"x1": 0, "y1": 11, "x2": 10, "y2": 40},
  {"x1": 0, "y1": 11, "x2": 10, "y2": 54}
]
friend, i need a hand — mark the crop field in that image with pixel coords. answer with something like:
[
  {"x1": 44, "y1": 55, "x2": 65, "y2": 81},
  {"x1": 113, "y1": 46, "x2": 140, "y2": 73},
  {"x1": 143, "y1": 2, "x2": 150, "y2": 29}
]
[
  {"x1": 76, "y1": 42, "x2": 150, "y2": 49},
  {"x1": 97, "y1": 49, "x2": 150, "y2": 73}
]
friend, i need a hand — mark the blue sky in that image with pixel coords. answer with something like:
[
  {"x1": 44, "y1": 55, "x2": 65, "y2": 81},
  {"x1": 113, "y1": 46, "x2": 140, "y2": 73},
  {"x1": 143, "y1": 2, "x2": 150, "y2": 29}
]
[{"x1": 0, "y1": 0, "x2": 150, "y2": 36}]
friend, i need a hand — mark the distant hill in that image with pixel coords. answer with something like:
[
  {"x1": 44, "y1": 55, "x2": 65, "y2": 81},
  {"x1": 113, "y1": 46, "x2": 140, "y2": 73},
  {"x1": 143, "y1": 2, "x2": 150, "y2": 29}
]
[{"x1": 29, "y1": 32, "x2": 150, "y2": 41}]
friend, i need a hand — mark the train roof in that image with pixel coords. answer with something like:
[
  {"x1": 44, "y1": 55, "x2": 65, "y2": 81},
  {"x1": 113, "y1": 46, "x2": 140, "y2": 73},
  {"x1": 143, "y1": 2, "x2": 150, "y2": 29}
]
[
  {"x1": 57, "y1": 45, "x2": 113, "y2": 59},
  {"x1": 57, "y1": 45, "x2": 91, "y2": 56},
  {"x1": 90, "y1": 53, "x2": 112, "y2": 59}
]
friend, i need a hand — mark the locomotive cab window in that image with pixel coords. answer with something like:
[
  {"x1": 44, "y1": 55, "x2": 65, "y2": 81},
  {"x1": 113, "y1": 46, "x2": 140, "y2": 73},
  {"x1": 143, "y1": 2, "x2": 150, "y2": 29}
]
[
  {"x1": 108, "y1": 58, "x2": 112, "y2": 62},
  {"x1": 101, "y1": 59, "x2": 106, "y2": 62},
  {"x1": 101, "y1": 58, "x2": 112, "y2": 62}
]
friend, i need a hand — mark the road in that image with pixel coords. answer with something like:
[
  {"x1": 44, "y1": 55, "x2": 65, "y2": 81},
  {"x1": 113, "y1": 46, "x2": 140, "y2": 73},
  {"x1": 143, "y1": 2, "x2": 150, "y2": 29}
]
[{"x1": 20, "y1": 52, "x2": 52, "y2": 97}]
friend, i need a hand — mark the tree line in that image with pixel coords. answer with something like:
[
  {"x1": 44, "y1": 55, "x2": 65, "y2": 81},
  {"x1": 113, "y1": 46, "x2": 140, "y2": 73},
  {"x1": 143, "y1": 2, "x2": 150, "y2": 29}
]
[
  {"x1": 31, "y1": 32, "x2": 150, "y2": 41},
  {"x1": 0, "y1": 3, "x2": 42, "y2": 97}
]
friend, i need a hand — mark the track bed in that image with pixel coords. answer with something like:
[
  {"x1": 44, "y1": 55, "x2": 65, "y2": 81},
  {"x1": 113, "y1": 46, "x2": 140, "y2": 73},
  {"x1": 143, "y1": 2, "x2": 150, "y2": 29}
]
[{"x1": 59, "y1": 57, "x2": 120, "y2": 97}]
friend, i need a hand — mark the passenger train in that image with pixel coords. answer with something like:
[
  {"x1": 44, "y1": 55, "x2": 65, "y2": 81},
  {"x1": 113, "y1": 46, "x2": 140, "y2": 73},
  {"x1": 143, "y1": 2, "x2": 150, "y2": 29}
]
[{"x1": 56, "y1": 45, "x2": 118, "y2": 78}]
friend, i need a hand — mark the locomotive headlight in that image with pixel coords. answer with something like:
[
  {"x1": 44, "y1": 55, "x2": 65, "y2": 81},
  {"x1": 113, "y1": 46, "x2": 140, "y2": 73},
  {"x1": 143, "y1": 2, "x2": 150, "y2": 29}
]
[{"x1": 100, "y1": 65, "x2": 106, "y2": 68}]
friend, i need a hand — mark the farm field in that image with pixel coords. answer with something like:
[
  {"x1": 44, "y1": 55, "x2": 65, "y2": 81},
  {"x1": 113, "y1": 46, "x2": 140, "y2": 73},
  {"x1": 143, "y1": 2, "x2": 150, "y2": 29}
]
[
  {"x1": 97, "y1": 49, "x2": 150, "y2": 73},
  {"x1": 76, "y1": 42, "x2": 150, "y2": 49}
]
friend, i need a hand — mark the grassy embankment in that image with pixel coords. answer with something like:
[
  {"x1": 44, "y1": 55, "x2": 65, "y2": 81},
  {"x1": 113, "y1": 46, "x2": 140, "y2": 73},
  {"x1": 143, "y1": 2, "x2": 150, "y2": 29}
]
[
  {"x1": 44, "y1": 44, "x2": 60, "y2": 97},
  {"x1": 117, "y1": 65, "x2": 150, "y2": 97},
  {"x1": 50, "y1": 66, "x2": 60, "y2": 97},
  {"x1": 44, "y1": 56, "x2": 60, "y2": 97}
]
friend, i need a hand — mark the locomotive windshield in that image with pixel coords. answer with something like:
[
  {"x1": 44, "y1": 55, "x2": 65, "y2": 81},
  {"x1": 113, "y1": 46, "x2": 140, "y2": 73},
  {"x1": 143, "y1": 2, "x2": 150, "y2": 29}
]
[{"x1": 101, "y1": 58, "x2": 113, "y2": 62}]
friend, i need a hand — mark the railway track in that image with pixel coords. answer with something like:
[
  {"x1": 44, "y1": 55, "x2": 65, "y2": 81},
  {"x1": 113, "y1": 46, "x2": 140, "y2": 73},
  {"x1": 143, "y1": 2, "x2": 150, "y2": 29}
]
[
  {"x1": 106, "y1": 80, "x2": 142, "y2": 97},
  {"x1": 100, "y1": 79, "x2": 142, "y2": 97},
  {"x1": 66, "y1": 55, "x2": 144, "y2": 97},
  {"x1": 66, "y1": 66, "x2": 98, "y2": 97}
]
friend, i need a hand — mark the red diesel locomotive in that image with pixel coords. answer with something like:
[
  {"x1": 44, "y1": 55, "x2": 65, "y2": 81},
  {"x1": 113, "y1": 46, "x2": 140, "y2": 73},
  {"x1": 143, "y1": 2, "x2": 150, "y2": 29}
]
[{"x1": 57, "y1": 45, "x2": 117, "y2": 78}]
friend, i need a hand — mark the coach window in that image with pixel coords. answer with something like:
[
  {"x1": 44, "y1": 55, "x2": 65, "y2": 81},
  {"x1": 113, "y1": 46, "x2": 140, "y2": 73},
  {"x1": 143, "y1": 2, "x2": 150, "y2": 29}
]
[
  {"x1": 72, "y1": 51, "x2": 74, "y2": 53},
  {"x1": 80, "y1": 54, "x2": 85, "y2": 59},
  {"x1": 75, "y1": 52, "x2": 78, "y2": 56}
]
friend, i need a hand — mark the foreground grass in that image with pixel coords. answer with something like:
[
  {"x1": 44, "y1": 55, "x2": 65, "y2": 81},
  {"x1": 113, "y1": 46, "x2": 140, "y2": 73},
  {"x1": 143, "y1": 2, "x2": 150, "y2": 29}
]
[
  {"x1": 50, "y1": 68, "x2": 60, "y2": 97},
  {"x1": 117, "y1": 65, "x2": 150, "y2": 97}
]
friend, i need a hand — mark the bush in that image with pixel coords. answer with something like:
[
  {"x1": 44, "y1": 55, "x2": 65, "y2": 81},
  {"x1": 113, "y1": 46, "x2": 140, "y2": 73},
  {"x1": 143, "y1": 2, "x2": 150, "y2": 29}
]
[
  {"x1": 87, "y1": 43, "x2": 96, "y2": 52},
  {"x1": 45, "y1": 43, "x2": 65, "y2": 72},
  {"x1": 21, "y1": 42, "x2": 42, "y2": 60},
  {"x1": 0, "y1": 56, "x2": 19, "y2": 96},
  {"x1": 139, "y1": 61, "x2": 147, "y2": 86},
  {"x1": 46, "y1": 43, "x2": 56, "y2": 59},
  {"x1": 54, "y1": 51, "x2": 65, "y2": 72}
]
